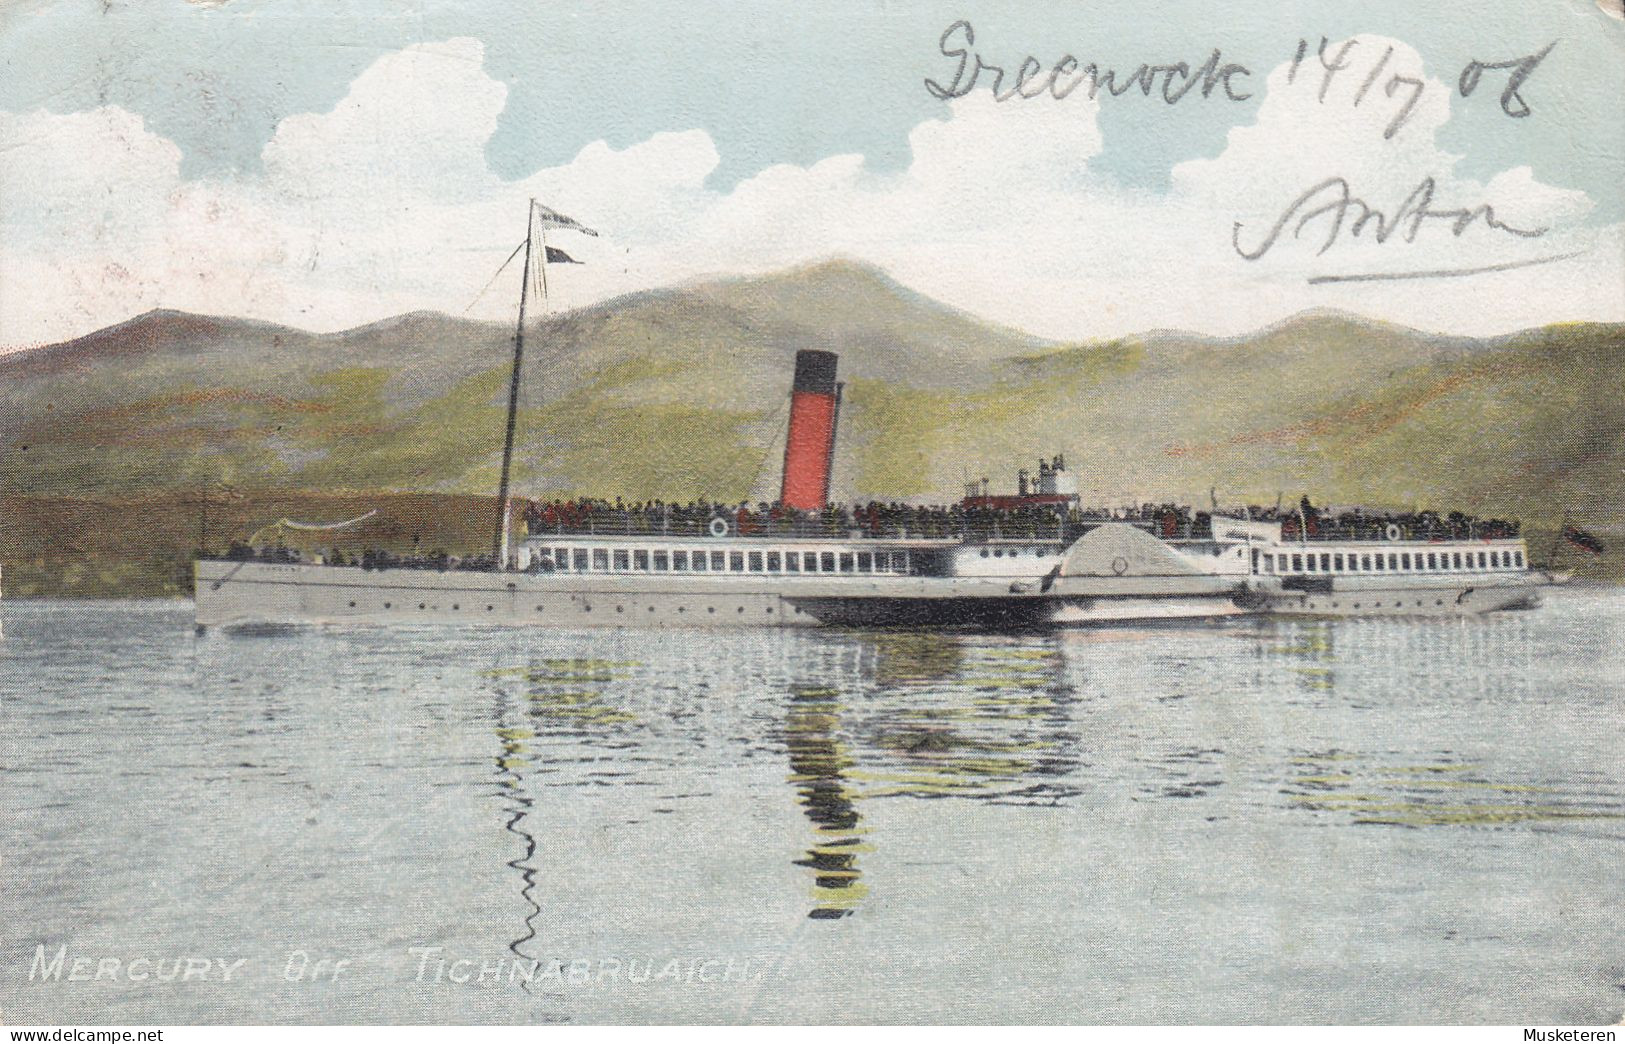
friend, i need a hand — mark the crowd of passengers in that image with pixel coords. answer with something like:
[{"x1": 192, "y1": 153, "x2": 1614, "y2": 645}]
[
  {"x1": 1250, "y1": 498, "x2": 1520, "y2": 541},
  {"x1": 214, "y1": 495, "x2": 1522, "y2": 568},
  {"x1": 521, "y1": 498, "x2": 1215, "y2": 539}
]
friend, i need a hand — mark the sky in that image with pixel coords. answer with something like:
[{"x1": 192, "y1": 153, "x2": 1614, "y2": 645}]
[{"x1": 1, "y1": 0, "x2": 1622, "y2": 347}]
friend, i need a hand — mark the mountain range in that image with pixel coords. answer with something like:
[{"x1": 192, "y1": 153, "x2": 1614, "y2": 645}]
[{"x1": 3, "y1": 259, "x2": 1621, "y2": 593}]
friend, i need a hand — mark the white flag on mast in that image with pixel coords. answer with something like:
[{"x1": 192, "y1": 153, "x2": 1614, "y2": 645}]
[{"x1": 533, "y1": 202, "x2": 598, "y2": 237}]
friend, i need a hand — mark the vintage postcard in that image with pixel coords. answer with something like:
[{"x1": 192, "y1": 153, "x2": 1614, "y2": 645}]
[{"x1": 2, "y1": 0, "x2": 1623, "y2": 1031}]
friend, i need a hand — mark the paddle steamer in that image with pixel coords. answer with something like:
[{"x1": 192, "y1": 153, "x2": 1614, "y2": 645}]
[{"x1": 192, "y1": 201, "x2": 1557, "y2": 629}]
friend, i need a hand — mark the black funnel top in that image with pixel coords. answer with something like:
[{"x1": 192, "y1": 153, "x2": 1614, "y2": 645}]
[{"x1": 791, "y1": 349, "x2": 839, "y2": 395}]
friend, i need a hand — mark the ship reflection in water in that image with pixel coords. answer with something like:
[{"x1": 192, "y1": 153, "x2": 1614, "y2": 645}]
[
  {"x1": 474, "y1": 612, "x2": 1619, "y2": 935},
  {"x1": 784, "y1": 685, "x2": 867, "y2": 919},
  {"x1": 780, "y1": 632, "x2": 1081, "y2": 918},
  {"x1": 484, "y1": 658, "x2": 642, "y2": 970}
]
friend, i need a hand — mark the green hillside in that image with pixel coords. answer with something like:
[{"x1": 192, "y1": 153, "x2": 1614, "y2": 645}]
[{"x1": 2, "y1": 259, "x2": 1621, "y2": 596}]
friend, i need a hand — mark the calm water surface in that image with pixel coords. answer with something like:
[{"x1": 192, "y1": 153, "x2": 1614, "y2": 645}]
[{"x1": 1, "y1": 591, "x2": 1622, "y2": 1023}]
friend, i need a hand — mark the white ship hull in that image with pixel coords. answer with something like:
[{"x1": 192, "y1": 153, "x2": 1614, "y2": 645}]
[
  {"x1": 1247, "y1": 574, "x2": 1547, "y2": 617},
  {"x1": 192, "y1": 559, "x2": 1253, "y2": 630}
]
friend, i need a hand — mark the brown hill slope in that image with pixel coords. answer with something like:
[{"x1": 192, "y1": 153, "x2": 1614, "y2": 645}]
[{"x1": 1, "y1": 260, "x2": 1620, "y2": 595}]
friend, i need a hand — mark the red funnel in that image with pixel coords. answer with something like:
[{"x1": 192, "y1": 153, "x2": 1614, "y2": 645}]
[{"x1": 779, "y1": 350, "x2": 840, "y2": 511}]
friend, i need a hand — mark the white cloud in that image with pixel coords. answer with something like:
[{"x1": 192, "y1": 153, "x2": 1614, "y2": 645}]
[{"x1": 1, "y1": 34, "x2": 1620, "y2": 349}]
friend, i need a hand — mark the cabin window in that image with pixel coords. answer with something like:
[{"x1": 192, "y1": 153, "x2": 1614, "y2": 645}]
[
  {"x1": 592, "y1": 549, "x2": 609, "y2": 571},
  {"x1": 1401, "y1": 553, "x2": 1412, "y2": 570},
  {"x1": 1514, "y1": 550, "x2": 1524, "y2": 567},
  {"x1": 729, "y1": 551, "x2": 745, "y2": 572},
  {"x1": 1319, "y1": 553, "x2": 1331, "y2": 571},
  {"x1": 1333, "y1": 553, "x2": 1344, "y2": 571},
  {"x1": 767, "y1": 551, "x2": 782, "y2": 572},
  {"x1": 673, "y1": 550, "x2": 688, "y2": 571},
  {"x1": 821, "y1": 552, "x2": 836, "y2": 572},
  {"x1": 1373, "y1": 554, "x2": 1385, "y2": 572},
  {"x1": 1424, "y1": 552, "x2": 1436, "y2": 570},
  {"x1": 1291, "y1": 554, "x2": 1303, "y2": 572},
  {"x1": 1305, "y1": 554, "x2": 1317, "y2": 572},
  {"x1": 634, "y1": 550, "x2": 649, "y2": 570},
  {"x1": 1251, "y1": 549, "x2": 1260, "y2": 573},
  {"x1": 691, "y1": 551, "x2": 706, "y2": 572},
  {"x1": 892, "y1": 552, "x2": 909, "y2": 573},
  {"x1": 1475, "y1": 552, "x2": 1485, "y2": 568},
  {"x1": 785, "y1": 552, "x2": 800, "y2": 573},
  {"x1": 613, "y1": 550, "x2": 629, "y2": 571},
  {"x1": 1360, "y1": 554, "x2": 1372, "y2": 571},
  {"x1": 857, "y1": 552, "x2": 873, "y2": 573},
  {"x1": 1493, "y1": 551, "x2": 1504, "y2": 568},
  {"x1": 710, "y1": 550, "x2": 725, "y2": 571},
  {"x1": 555, "y1": 547, "x2": 570, "y2": 570},
  {"x1": 839, "y1": 553, "x2": 855, "y2": 574},
  {"x1": 573, "y1": 549, "x2": 589, "y2": 571},
  {"x1": 747, "y1": 552, "x2": 763, "y2": 572},
  {"x1": 1277, "y1": 554, "x2": 1288, "y2": 572}
]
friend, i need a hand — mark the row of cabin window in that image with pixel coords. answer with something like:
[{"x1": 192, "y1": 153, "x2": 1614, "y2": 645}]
[
  {"x1": 1256, "y1": 547, "x2": 1524, "y2": 575},
  {"x1": 549, "y1": 547, "x2": 912, "y2": 575}
]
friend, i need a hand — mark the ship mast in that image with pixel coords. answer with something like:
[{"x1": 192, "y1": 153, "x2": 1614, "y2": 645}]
[{"x1": 493, "y1": 199, "x2": 542, "y2": 569}]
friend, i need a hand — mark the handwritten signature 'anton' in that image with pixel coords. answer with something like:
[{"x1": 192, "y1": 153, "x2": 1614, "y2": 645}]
[{"x1": 1233, "y1": 175, "x2": 1548, "y2": 261}]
